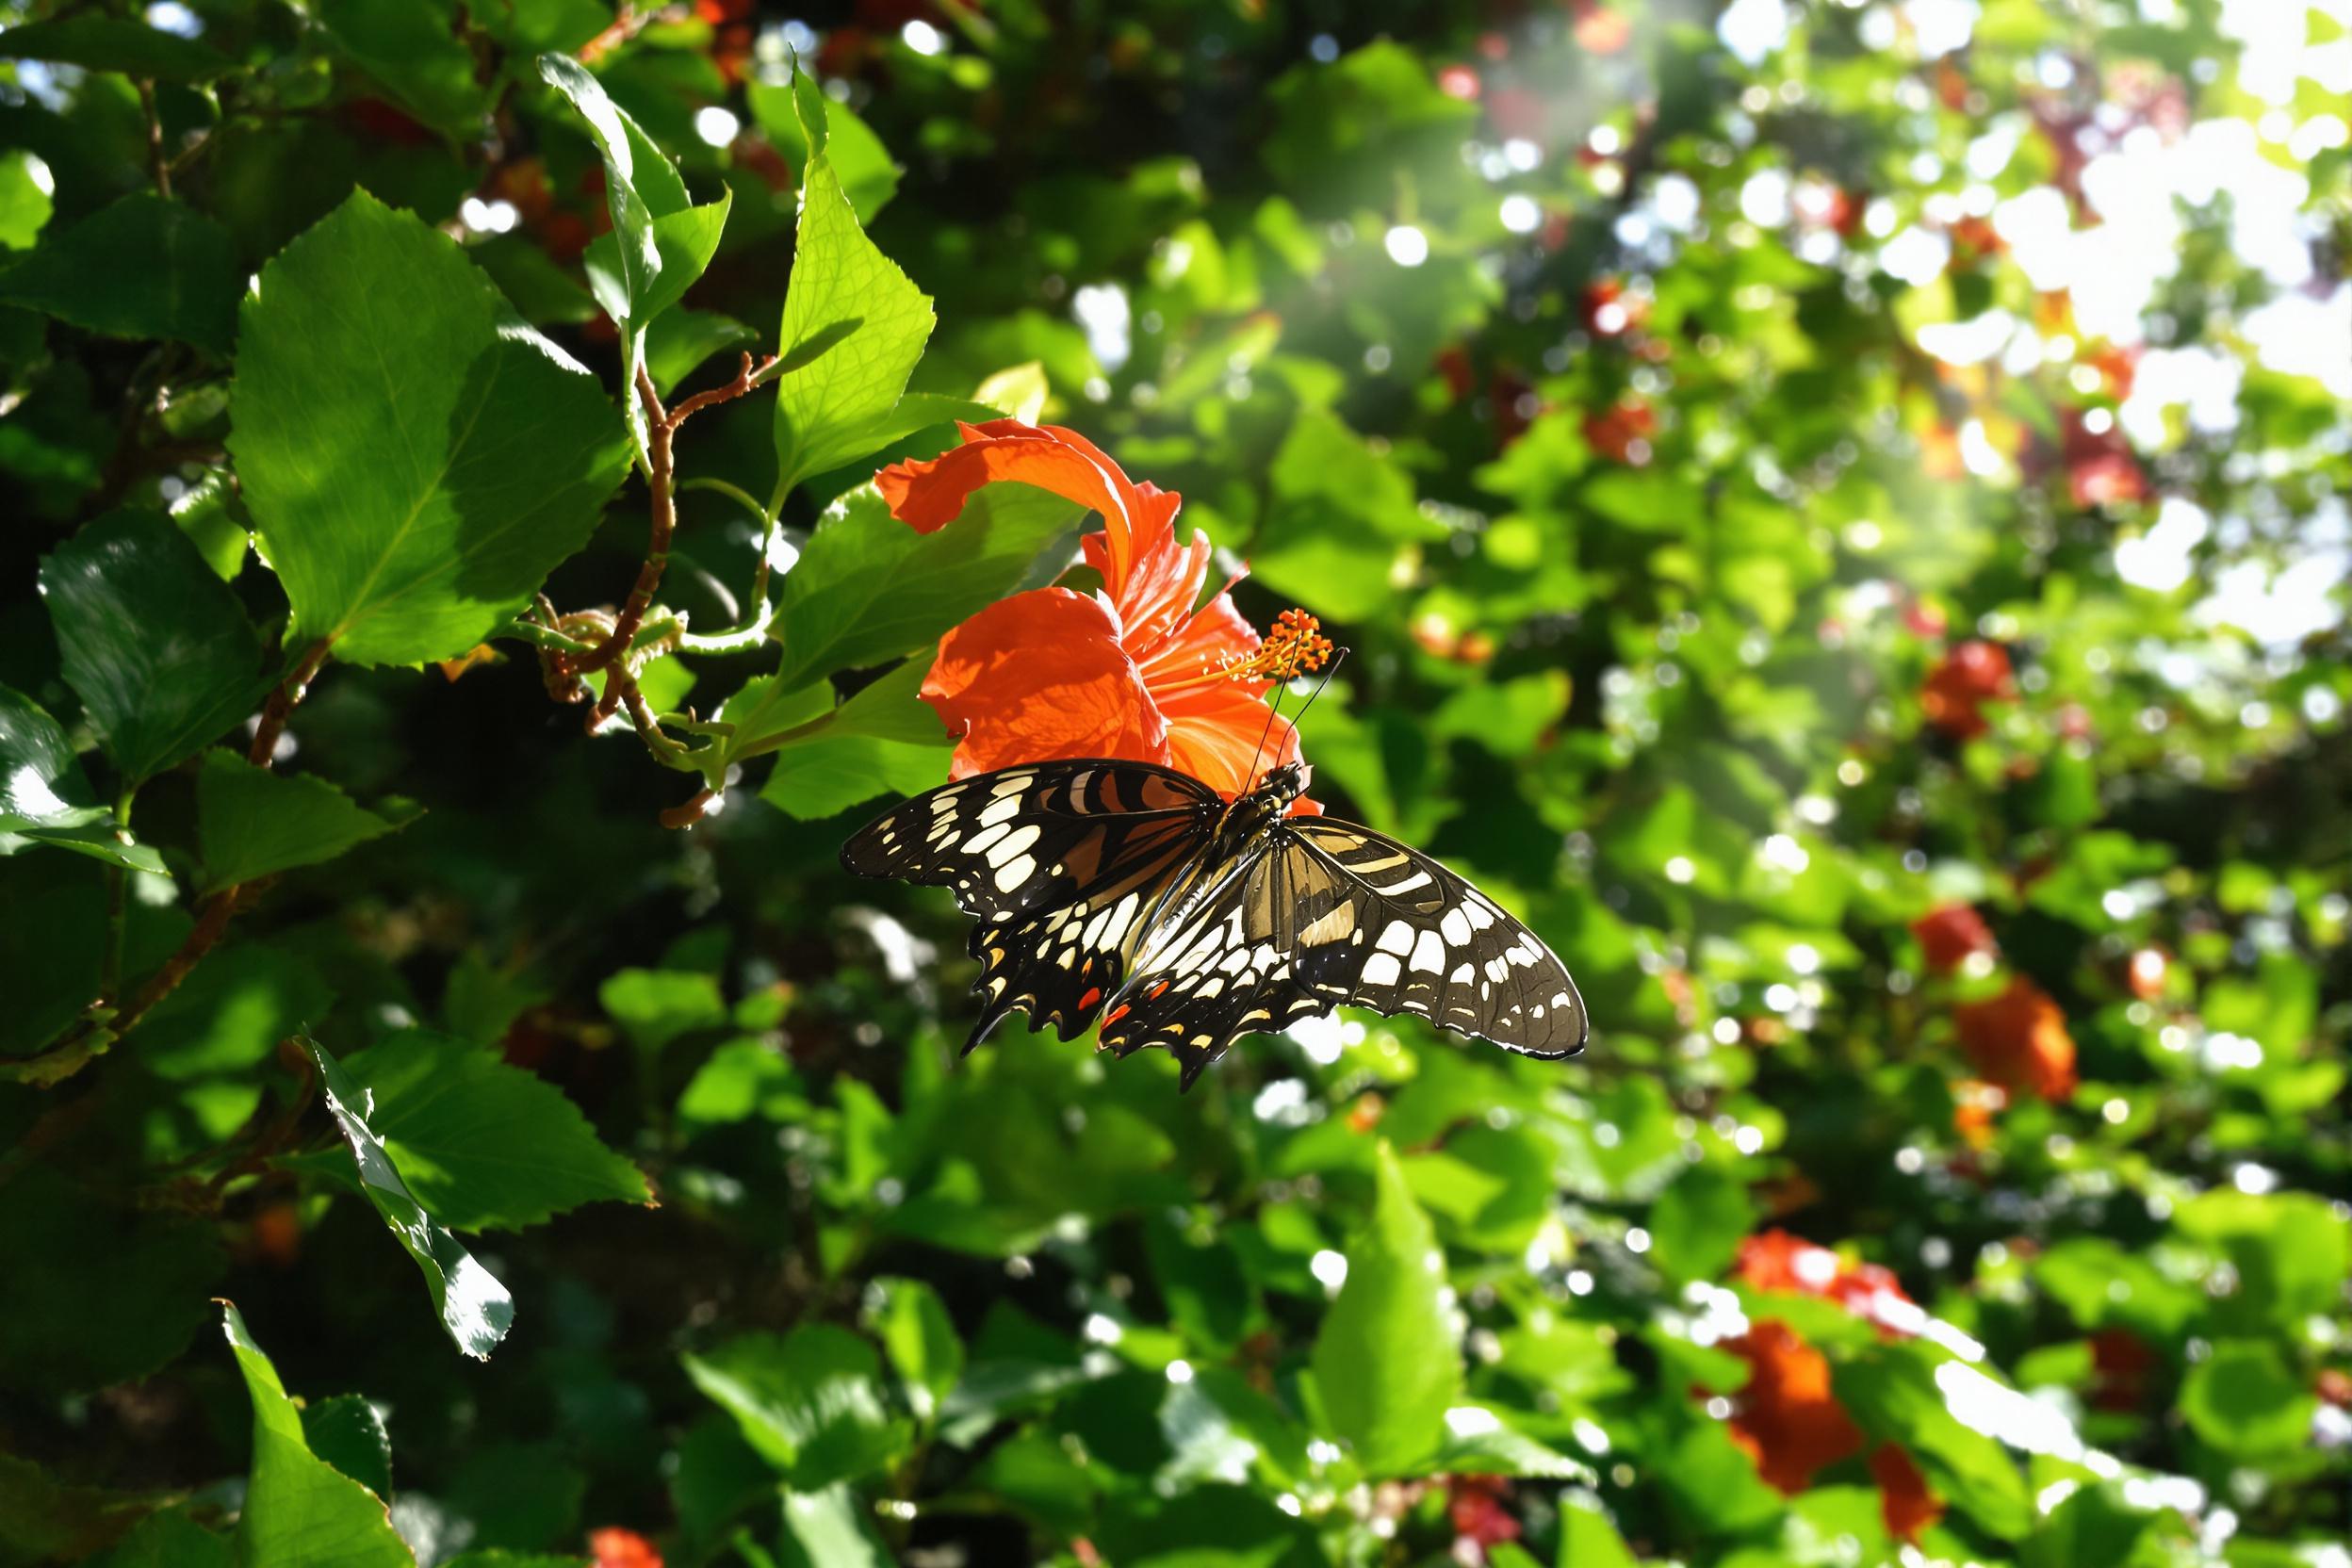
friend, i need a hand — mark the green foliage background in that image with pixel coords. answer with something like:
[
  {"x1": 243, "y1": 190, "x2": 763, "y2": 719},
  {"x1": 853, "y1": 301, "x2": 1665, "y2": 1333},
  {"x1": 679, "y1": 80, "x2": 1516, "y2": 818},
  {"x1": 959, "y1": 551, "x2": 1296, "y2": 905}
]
[{"x1": 1, "y1": 2, "x2": 2346, "y2": 1565}]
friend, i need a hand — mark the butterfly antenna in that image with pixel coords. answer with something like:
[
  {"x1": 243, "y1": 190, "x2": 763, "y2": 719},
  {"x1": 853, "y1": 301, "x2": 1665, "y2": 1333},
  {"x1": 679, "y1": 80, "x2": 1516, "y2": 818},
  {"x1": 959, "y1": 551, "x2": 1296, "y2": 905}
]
[
  {"x1": 1290, "y1": 646, "x2": 1347, "y2": 735},
  {"x1": 1247, "y1": 677, "x2": 1287, "y2": 786}
]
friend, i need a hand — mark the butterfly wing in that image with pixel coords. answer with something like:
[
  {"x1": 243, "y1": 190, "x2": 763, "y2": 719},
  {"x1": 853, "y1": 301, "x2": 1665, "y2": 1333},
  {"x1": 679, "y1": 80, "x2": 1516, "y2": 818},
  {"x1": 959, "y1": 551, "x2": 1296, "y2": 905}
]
[
  {"x1": 1096, "y1": 841, "x2": 1330, "y2": 1089},
  {"x1": 841, "y1": 760, "x2": 1223, "y2": 1046},
  {"x1": 1099, "y1": 818, "x2": 1586, "y2": 1088},
  {"x1": 1281, "y1": 819, "x2": 1589, "y2": 1058}
]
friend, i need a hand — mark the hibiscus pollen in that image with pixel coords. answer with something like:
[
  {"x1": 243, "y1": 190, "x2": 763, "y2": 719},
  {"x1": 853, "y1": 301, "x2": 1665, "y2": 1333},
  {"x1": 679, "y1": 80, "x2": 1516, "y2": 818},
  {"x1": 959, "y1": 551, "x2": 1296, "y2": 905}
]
[{"x1": 1224, "y1": 610, "x2": 1335, "y2": 684}]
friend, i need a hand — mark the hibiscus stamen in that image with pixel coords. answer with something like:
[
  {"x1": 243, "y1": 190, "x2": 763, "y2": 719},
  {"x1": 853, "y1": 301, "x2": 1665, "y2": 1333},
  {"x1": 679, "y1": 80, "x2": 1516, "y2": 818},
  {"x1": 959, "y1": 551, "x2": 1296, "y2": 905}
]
[{"x1": 1155, "y1": 609, "x2": 1338, "y2": 693}]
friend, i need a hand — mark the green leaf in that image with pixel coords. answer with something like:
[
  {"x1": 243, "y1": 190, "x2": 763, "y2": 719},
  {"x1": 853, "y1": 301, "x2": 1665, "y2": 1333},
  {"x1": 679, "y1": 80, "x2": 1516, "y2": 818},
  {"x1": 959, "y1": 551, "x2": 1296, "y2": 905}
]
[
  {"x1": 138, "y1": 940, "x2": 335, "y2": 1080},
  {"x1": 1408, "y1": 1408, "x2": 1592, "y2": 1480},
  {"x1": 81, "y1": 1511, "x2": 234, "y2": 1568},
  {"x1": 537, "y1": 54, "x2": 688, "y2": 318},
  {"x1": 758, "y1": 658, "x2": 951, "y2": 821},
  {"x1": 766, "y1": 482, "x2": 1084, "y2": 694},
  {"x1": 1835, "y1": 1346, "x2": 2034, "y2": 1540},
  {"x1": 0, "y1": 1168, "x2": 222, "y2": 1396},
  {"x1": 0, "y1": 194, "x2": 237, "y2": 354},
  {"x1": 0, "y1": 149, "x2": 54, "y2": 252},
  {"x1": 745, "y1": 74, "x2": 902, "y2": 222},
  {"x1": 1648, "y1": 1163, "x2": 1757, "y2": 1284},
  {"x1": 0, "y1": 681, "x2": 106, "y2": 839},
  {"x1": 301, "y1": 1394, "x2": 394, "y2": 1499},
  {"x1": 2180, "y1": 1341, "x2": 2315, "y2": 1457},
  {"x1": 40, "y1": 508, "x2": 270, "y2": 782},
  {"x1": 316, "y1": 0, "x2": 486, "y2": 136},
  {"x1": 600, "y1": 967, "x2": 727, "y2": 1053},
  {"x1": 2175, "y1": 1189, "x2": 2351, "y2": 1333},
  {"x1": 646, "y1": 307, "x2": 759, "y2": 397},
  {"x1": 196, "y1": 752, "x2": 395, "y2": 893},
  {"x1": 221, "y1": 1304, "x2": 414, "y2": 1568},
  {"x1": 1554, "y1": 1494, "x2": 1642, "y2": 1568},
  {"x1": 584, "y1": 193, "x2": 731, "y2": 333},
  {"x1": 337, "y1": 1028, "x2": 650, "y2": 1231},
  {"x1": 862, "y1": 1276, "x2": 964, "y2": 1423},
  {"x1": 681, "y1": 1326, "x2": 913, "y2": 1489},
  {"x1": 771, "y1": 86, "x2": 935, "y2": 494},
  {"x1": 302, "y1": 1036, "x2": 515, "y2": 1359},
  {"x1": 230, "y1": 189, "x2": 629, "y2": 666},
  {"x1": 1309, "y1": 1141, "x2": 1461, "y2": 1476},
  {"x1": 776, "y1": 1486, "x2": 892, "y2": 1568},
  {"x1": 0, "y1": 16, "x2": 232, "y2": 80}
]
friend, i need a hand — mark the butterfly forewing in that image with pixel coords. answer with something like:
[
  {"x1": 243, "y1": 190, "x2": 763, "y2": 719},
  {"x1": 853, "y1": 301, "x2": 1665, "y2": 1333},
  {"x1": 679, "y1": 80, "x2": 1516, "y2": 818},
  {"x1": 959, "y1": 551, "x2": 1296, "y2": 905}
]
[{"x1": 841, "y1": 760, "x2": 1224, "y2": 1045}]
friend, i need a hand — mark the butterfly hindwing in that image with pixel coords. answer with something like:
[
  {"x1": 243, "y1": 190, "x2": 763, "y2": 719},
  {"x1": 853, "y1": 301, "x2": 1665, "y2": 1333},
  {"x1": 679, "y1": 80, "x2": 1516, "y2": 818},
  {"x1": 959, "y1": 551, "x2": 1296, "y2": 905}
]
[
  {"x1": 1279, "y1": 820, "x2": 1588, "y2": 1059},
  {"x1": 842, "y1": 760, "x2": 1224, "y2": 1046},
  {"x1": 1097, "y1": 845, "x2": 1329, "y2": 1089}
]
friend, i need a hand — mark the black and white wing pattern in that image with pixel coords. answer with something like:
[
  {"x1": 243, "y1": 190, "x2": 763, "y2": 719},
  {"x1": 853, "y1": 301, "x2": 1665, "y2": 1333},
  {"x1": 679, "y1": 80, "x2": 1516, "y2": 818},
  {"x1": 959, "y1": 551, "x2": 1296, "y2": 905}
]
[
  {"x1": 1095, "y1": 817, "x2": 1586, "y2": 1088},
  {"x1": 841, "y1": 760, "x2": 1222, "y2": 1047},
  {"x1": 1279, "y1": 820, "x2": 1588, "y2": 1058}
]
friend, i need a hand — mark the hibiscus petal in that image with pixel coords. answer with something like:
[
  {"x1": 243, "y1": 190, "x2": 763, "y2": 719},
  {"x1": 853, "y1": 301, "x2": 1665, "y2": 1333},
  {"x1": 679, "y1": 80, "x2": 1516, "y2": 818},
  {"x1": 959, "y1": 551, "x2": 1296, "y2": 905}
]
[
  {"x1": 1155, "y1": 676, "x2": 1316, "y2": 811},
  {"x1": 922, "y1": 587, "x2": 1169, "y2": 777},
  {"x1": 884, "y1": 423, "x2": 1138, "y2": 540},
  {"x1": 1088, "y1": 528, "x2": 1222, "y2": 664}
]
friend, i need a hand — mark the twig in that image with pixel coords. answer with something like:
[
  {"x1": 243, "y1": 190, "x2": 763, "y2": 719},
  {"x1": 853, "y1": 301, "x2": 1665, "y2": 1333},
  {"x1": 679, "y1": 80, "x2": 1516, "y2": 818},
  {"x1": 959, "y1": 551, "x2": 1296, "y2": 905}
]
[
  {"x1": 12, "y1": 639, "x2": 334, "y2": 1088},
  {"x1": 137, "y1": 77, "x2": 171, "y2": 199}
]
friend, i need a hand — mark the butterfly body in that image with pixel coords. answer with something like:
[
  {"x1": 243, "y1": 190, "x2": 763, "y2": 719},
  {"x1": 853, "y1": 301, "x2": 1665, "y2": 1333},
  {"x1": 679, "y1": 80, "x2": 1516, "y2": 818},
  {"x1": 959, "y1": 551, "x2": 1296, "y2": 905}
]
[{"x1": 842, "y1": 758, "x2": 1587, "y2": 1089}]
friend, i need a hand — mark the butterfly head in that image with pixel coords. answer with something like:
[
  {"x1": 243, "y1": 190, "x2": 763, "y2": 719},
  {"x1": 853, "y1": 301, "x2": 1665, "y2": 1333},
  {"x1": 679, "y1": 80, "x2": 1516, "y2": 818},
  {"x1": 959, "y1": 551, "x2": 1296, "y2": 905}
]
[{"x1": 1257, "y1": 760, "x2": 1312, "y2": 807}]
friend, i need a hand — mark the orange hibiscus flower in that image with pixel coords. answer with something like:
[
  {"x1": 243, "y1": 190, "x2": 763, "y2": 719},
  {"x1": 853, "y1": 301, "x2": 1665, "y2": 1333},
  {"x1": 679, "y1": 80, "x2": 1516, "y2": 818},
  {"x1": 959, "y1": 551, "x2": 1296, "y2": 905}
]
[
  {"x1": 1721, "y1": 1320, "x2": 1945, "y2": 1543},
  {"x1": 1952, "y1": 974, "x2": 2079, "y2": 1102},
  {"x1": 589, "y1": 1528, "x2": 662, "y2": 1568},
  {"x1": 878, "y1": 420, "x2": 1329, "y2": 805}
]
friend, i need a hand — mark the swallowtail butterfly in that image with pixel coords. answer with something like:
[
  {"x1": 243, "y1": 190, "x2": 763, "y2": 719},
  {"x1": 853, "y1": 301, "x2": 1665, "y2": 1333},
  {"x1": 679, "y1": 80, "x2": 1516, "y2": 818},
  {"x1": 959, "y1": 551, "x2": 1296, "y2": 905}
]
[{"x1": 841, "y1": 759, "x2": 1587, "y2": 1089}]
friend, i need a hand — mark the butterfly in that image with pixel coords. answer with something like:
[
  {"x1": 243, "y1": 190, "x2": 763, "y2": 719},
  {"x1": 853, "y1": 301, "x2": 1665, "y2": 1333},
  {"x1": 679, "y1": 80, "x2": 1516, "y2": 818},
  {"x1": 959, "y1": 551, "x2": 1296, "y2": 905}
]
[{"x1": 841, "y1": 757, "x2": 1586, "y2": 1089}]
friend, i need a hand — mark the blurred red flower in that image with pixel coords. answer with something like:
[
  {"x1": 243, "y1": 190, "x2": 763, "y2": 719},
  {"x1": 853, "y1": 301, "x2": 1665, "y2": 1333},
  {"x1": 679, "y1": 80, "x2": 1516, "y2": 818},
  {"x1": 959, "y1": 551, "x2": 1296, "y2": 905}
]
[
  {"x1": 1570, "y1": 1, "x2": 1632, "y2": 54},
  {"x1": 1737, "y1": 1230, "x2": 1916, "y2": 1330},
  {"x1": 589, "y1": 1528, "x2": 662, "y2": 1568},
  {"x1": 2090, "y1": 1328, "x2": 2159, "y2": 1412},
  {"x1": 1952, "y1": 974, "x2": 2079, "y2": 1102},
  {"x1": 1722, "y1": 1320, "x2": 1864, "y2": 1492},
  {"x1": 1920, "y1": 639, "x2": 2014, "y2": 739},
  {"x1": 1446, "y1": 1474, "x2": 1522, "y2": 1558},
  {"x1": 1912, "y1": 905, "x2": 1997, "y2": 973},
  {"x1": 1870, "y1": 1443, "x2": 1945, "y2": 1542},
  {"x1": 878, "y1": 422, "x2": 1326, "y2": 805},
  {"x1": 1583, "y1": 398, "x2": 1655, "y2": 464},
  {"x1": 1723, "y1": 1323, "x2": 1945, "y2": 1538},
  {"x1": 2055, "y1": 410, "x2": 2148, "y2": 509}
]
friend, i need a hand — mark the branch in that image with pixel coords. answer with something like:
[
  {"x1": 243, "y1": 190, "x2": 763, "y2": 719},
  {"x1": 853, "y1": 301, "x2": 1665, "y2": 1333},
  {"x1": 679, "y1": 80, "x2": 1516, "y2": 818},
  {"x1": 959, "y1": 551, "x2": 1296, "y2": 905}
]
[{"x1": 10, "y1": 638, "x2": 335, "y2": 1088}]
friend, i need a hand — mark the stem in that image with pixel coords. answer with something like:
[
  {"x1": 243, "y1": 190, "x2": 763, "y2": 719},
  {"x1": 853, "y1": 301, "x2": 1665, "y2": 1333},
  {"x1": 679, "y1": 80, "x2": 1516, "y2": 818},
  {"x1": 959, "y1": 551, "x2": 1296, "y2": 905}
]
[
  {"x1": 99, "y1": 789, "x2": 136, "y2": 1004},
  {"x1": 14, "y1": 642, "x2": 334, "y2": 1087},
  {"x1": 571, "y1": 368, "x2": 677, "y2": 704},
  {"x1": 137, "y1": 78, "x2": 171, "y2": 199}
]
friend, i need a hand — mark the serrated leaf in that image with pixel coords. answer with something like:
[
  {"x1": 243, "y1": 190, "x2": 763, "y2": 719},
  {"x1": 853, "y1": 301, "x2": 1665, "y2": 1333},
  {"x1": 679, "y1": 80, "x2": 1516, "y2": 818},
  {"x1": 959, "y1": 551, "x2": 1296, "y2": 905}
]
[
  {"x1": 0, "y1": 193, "x2": 237, "y2": 354},
  {"x1": 138, "y1": 940, "x2": 335, "y2": 1081},
  {"x1": 337, "y1": 1028, "x2": 649, "y2": 1232},
  {"x1": 221, "y1": 1304, "x2": 414, "y2": 1567},
  {"x1": 771, "y1": 84, "x2": 934, "y2": 494},
  {"x1": 302, "y1": 1037, "x2": 515, "y2": 1359},
  {"x1": 302, "y1": 1394, "x2": 394, "y2": 1500},
  {"x1": 745, "y1": 75, "x2": 901, "y2": 221},
  {"x1": 196, "y1": 752, "x2": 396, "y2": 892},
  {"x1": 1310, "y1": 1141, "x2": 1461, "y2": 1476},
  {"x1": 765, "y1": 482, "x2": 1083, "y2": 694},
  {"x1": 39, "y1": 508, "x2": 270, "y2": 782},
  {"x1": 682, "y1": 1325, "x2": 912, "y2": 1489},
  {"x1": 230, "y1": 190, "x2": 629, "y2": 665}
]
